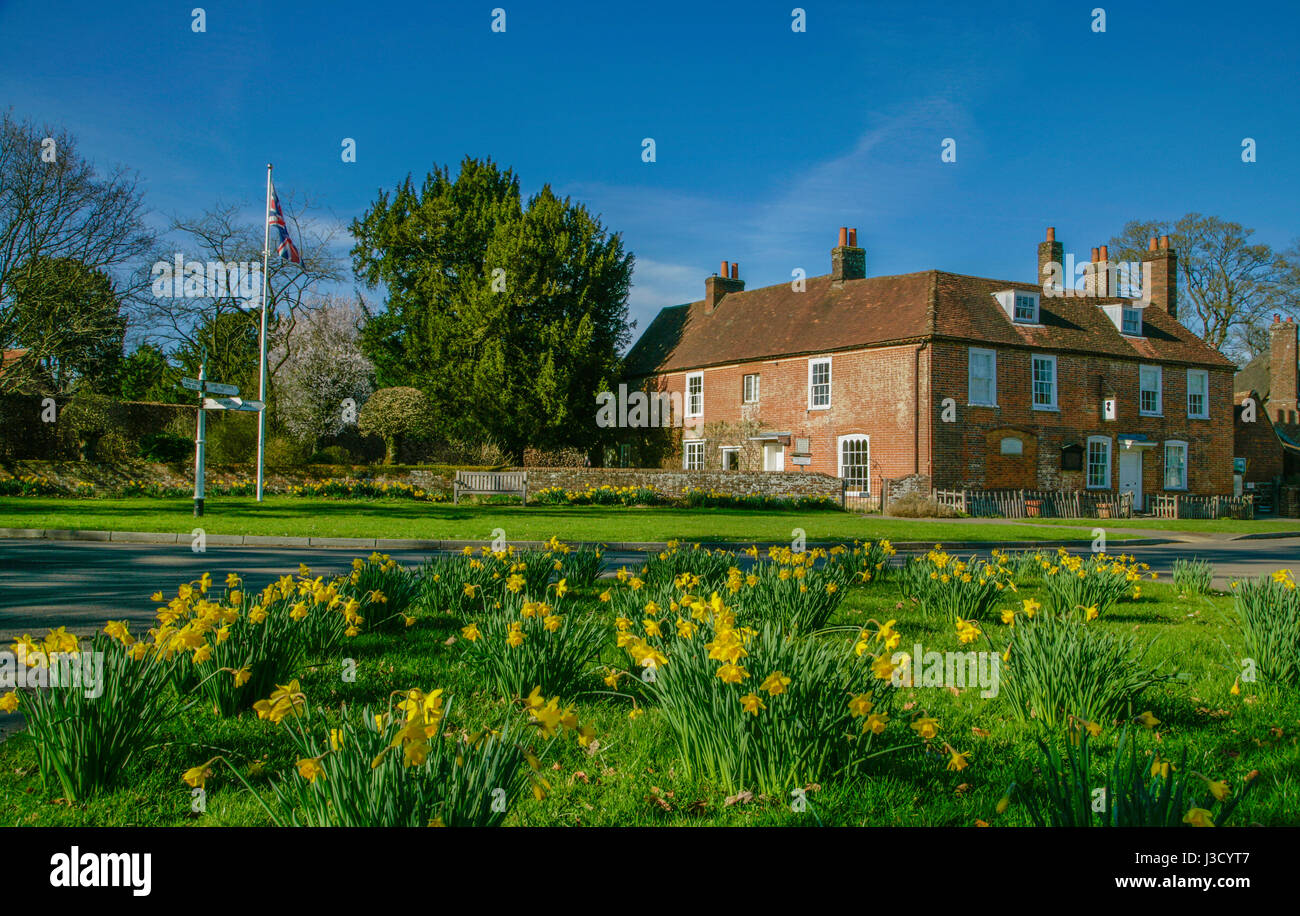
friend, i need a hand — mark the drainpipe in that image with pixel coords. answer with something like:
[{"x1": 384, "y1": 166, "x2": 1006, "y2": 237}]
[{"x1": 914, "y1": 340, "x2": 929, "y2": 477}]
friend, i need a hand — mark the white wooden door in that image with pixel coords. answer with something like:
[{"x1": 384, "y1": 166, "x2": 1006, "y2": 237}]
[
  {"x1": 1118, "y1": 451, "x2": 1142, "y2": 508},
  {"x1": 763, "y1": 442, "x2": 784, "y2": 471}
]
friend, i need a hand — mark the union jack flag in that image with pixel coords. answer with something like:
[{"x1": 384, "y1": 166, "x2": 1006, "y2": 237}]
[{"x1": 268, "y1": 181, "x2": 302, "y2": 264}]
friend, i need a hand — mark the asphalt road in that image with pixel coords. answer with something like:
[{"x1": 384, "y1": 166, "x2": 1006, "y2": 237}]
[{"x1": 1, "y1": 534, "x2": 1297, "y2": 639}]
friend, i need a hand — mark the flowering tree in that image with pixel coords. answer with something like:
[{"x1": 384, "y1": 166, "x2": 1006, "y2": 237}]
[{"x1": 272, "y1": 297, "x2": 375, "y2": 449}]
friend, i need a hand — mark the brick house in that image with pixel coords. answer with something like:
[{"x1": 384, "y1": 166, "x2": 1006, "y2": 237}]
[
  {"x1": 624, "y1": 227, "x2": 1236, "y2": 507},
  {"x1": 1232, "y1": 315, "x2": 1300, "y2": 504}
]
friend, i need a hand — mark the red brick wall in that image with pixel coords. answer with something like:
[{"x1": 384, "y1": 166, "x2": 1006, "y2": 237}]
[
  {"x1": 1234, "y1": 405, "x2": 1284, "y2": 484},
  {"x1": 640, "y1": 340, "x2": 1233, "y2": 498},
  {"x1": 651, "y1": 343, "x2": 929, "y2": 495},
  {"x1": 930, "y1": 341, "x2": 1233, "y2": 497}
]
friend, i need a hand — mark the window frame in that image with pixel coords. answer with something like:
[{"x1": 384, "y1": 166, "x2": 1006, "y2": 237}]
[
  {"x1": 742, "y1": 373, "x2": 760, "y2": 404},
  {"x1": 1086, "y1": 436, "x2": 1112, "y2": 490},
  {"x1": 1139, "y1": 364, "x2": 1163, "y2": 417},
  {"x1": 1013, "y1": 292, "x2": 1039, "y2": 324},
  {"x1": 808, "y1": 357, "x2": 832, "y2": 410},
  {"x1": 685, "y1": 371, "x2": 703, "y2": 418},
  {"x1": 1187, "y1": 369, "x2": 1209, "y2": 419},
  {"x1": 1121, "y1": 307, "x2": 1143, "y2": 336},
  {"x1": 1163, "y1": 440, "x2": 1188, "y2": 491},
  {"x1": 682, "y1": 439, "x2": 705, "y2": 471},
  {"x1": 719, "y1": 446, "x2": 740, "y2": 471},
  {"x1": 837, "y1": 434, "x2": 871, "y2": 495},
  {"x1": 1031, "y1": 354, "x2": 1058, "y2": 411},
  {"x1": 967, "y1": 347, "x2": 997, "y2": 407}
]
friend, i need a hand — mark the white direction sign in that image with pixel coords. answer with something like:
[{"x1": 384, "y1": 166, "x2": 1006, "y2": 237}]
[
  {"x1": 202, "y1": 396, "x2": 264, "y2": 412},
  {"x1": 181, "y1": 377, "x2": 240, "y2": 396}
]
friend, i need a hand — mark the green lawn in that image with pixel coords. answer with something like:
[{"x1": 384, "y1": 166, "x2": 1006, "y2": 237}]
[
  {"x1": 0, "y1": 496, "x2": 1125, "y2": 543},
  {"x1": 2, "y1": 567, "x2": 1295, "y2": 827}
]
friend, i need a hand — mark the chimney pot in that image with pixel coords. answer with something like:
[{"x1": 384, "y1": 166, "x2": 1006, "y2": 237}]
[
  {"x1": 730, "y1": 262, "x2": 738, "y2": 280},
  {"x1": 1160, "y1": 235, "x2": 1170, "y2": 249},
  {"x1": 1046, "y1": 226, "x2": 1055, "y2": 242},
  {"x1": 1099, "y1": 245, "x2": 1109, "y2": 261},
  {"x1": 848, "y1": 228, "x2": 857, "y2": 247},
  {"x1": 1091, "y1": 247, "x2": 1099, "y2": 261},
  {"x1": 838, "y1": 227, "x2": 848, "y2": 247},
  {"x1": 719, "y1": 259, "x2": 727, "y2": 277},
  {"x1": 1148, "y1": 237, "x2": 1158, "y2": 252}
]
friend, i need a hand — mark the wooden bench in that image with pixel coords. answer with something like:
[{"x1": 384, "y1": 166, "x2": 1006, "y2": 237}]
[{"x1": 454, "y1": 470, "x2": 528, "y2": 505}]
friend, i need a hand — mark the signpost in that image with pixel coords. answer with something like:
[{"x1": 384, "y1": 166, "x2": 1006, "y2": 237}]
[{"x1": 183, "y1": 351, "x2": 263, "y2": 517}]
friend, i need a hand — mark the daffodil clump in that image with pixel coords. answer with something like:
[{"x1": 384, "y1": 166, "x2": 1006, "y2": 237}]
[
  {"x1": 998, "y1": 610, "x2": 1171, "y2": 731},
  {"x1": 3, "y1": 631, "x2": 180, "y2": 802},
  {"x1": 541, "y1": 536, "x2": 605, "y2": 589},
  {"x1": 1232, "y1": 571, "x2": 1299, "y2": 687},
  {"x1": 638, "y1": 541, "x2": 737, "y2": 592},
  {"x1": 824, "y1": 539, "x2": 897, "y2": 585},
  {"x1": 608, "y1": 588, "x2": 901, "y2": 793},
  {"x1": 285, "y1": 477, "x2": 445, "y2": 502},
  {"x1": 534, "y1": 483, "x2": 665, "y2": 507},
  {"x1": 723, "y1": 546, "x2": 851, "y2": 633},
  {"x1": 459, "y1": 576, "x2": 608, "y2": 699},
  {"x1": 1015, "y1": 724, "x2": 1258, "y2": 827},
  {"x1": 345, "y1": 552, "x2": 420, "y2": 633},
  {"x1": 1039, "y1": 548, "x2": 1151, "y2": 619},
  {"x1": 993, "y1": 548, "x2": 1049, "y2": 586},
  {"x1": 145, "y1": 572, "x2": 326, "y2": 715},
  {"x1": 0, "y1": 473, "x2": 65, "y2": 496},
  {"x1": 680, "y1": 487, "x2": 841, "y2": 511},
  {"x1": 192, "y1": 681, "x2": 589, "y2": 826},
  {"x1": 898, "y1": 546, "x2": 1014, "y2": 623},
  {"x1": 417, "y1": 542, "x2": 598, "y2": 616}
]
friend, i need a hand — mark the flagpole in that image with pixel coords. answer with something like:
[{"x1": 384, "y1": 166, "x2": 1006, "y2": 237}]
[{"x1": 256, "y1": 163, "x2": 272, "y2": 503}]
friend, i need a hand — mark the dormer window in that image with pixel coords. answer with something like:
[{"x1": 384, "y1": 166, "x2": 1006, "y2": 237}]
[
  {"x1": 994, "y1": 290, "x2": 1040, "y2": 324},
  {"x1": 1102, "y1": 303, "x2": 1145, "y2": 337}
]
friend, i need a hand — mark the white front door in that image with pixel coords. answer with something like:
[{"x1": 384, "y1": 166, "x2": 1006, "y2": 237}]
[
  {"x1": 1118, "y1": 451, "x2": 1142, "y2": 508},
  {"x1": 763, "y1": 442, "x2": 784, "y2": 471}
]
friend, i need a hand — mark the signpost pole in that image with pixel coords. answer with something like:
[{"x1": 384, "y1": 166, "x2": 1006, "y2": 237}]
[
  {"x1": 193, "y1": 352, "x2": 207, "y2": 517},
  {"x1": 255, "y1": 163, "x2": 272, "y2": 503}
]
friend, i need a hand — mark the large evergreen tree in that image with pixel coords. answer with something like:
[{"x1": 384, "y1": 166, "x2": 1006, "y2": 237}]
[{"x1": 351, "y1": 157, "x2": 633, "y2": 460}]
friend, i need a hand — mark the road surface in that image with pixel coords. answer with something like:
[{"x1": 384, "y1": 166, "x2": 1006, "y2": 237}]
[{"x1": 1, "y1": 535, "x2": 1296, "y2": 639}]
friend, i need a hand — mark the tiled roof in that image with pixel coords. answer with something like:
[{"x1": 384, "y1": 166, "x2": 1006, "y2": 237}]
[
  {"x1": 1233, "y1": 350, "x2": 1273, "y2": 400},
  {"x1": 626, "y1": 270, "x2": 1234, "y2": 376}
]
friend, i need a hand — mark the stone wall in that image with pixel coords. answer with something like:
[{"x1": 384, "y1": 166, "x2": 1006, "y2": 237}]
[{"x1": 518, "y1": 467, "x2": 843, "y2": 500}]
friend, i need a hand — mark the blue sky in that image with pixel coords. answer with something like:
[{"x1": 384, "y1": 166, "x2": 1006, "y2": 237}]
[{"x1": 2, "y1": 0, "x2": 1297, "y2": 344}]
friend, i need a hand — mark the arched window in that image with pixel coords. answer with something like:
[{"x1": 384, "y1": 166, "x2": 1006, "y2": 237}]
[{"x1": 838, "y1": 435, "x2": 870, "y2": 495}]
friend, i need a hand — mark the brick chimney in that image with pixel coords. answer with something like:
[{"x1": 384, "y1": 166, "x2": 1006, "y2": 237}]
[
  {"x1": 704, "y1": 260, "x2": 744, "y2": 312},
  {"x1": 831, "y1": 226, "x2": 866, "y2": 287},
  {"x1": 1141, "y1": 235, "x2": 1178, "y2": 319},
  {"x1": 1038, "y1": 227, "x2": 1063, "y2": 293},
  {"x1": 1095, "y1": 245, "x2": 1112, "y2": 297},
  {"x1": 1082, "y1": 248, "x2": 1100, "y2": 295},
  {"x1": 1270, "y1": 314, "x2": 1298, "y2": 425}
]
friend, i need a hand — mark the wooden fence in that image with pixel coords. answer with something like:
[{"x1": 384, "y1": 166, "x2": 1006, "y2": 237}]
[
  {"x1": 1151, "y1": 493, "x2": 1255, "y2": 520},
  {"x1": 932, "y1": 488, "x2": 1134, "y2": 520}
]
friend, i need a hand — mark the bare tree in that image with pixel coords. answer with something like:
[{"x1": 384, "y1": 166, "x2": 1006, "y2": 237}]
[
  {"x1": 126, "y1": 193, "x2": 346, "y2": 392},
  {"x1": 0, "y1": 111, "x2": 153, "y2": 393},
  {"x1": 1107, "y1": 213, "x2": 1297, "y2": 363}
]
